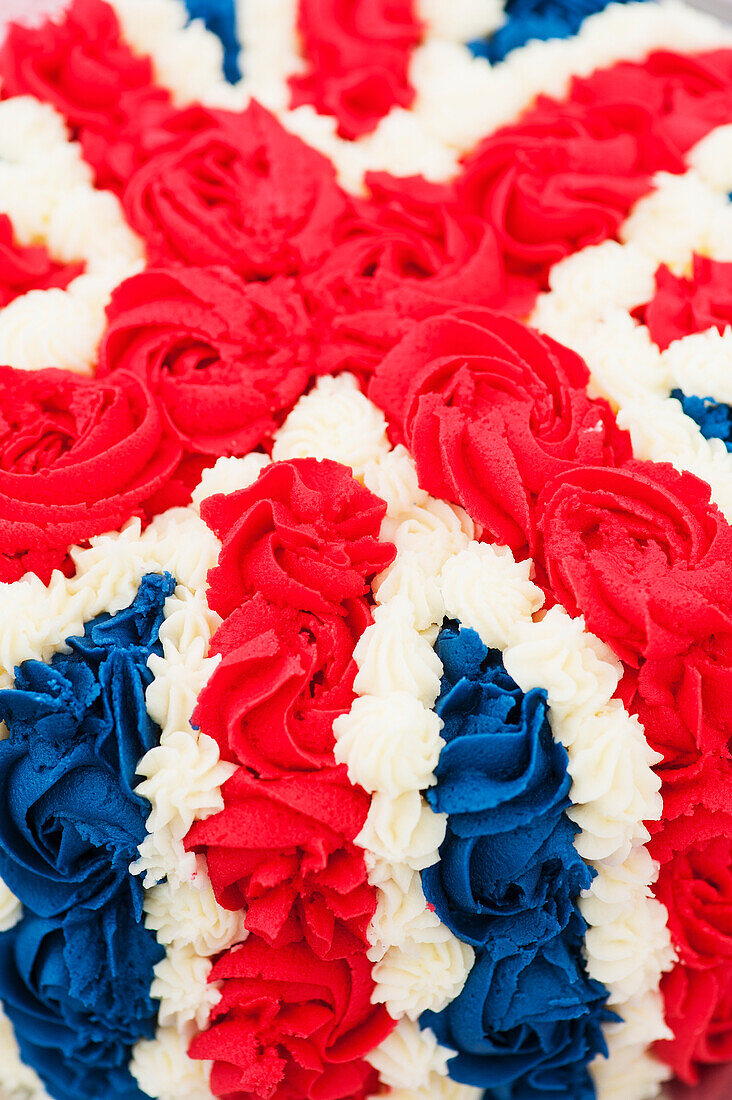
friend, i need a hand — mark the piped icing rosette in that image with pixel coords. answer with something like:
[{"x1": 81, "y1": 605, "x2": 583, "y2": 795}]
[{"x1": 0, "y1": 1, "x2": 732, "y2": 1099}]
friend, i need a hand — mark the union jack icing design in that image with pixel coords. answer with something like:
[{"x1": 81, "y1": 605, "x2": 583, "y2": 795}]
[{"x1": 0, "y1": 2, "x2": 731, "y2": 1099}]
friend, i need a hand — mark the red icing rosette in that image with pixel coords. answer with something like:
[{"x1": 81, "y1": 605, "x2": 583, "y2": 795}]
[{"x1": 635, "y1": 254, "x2": 732, "y2": 351}]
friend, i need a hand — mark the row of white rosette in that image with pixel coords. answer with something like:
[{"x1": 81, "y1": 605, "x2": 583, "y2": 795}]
[{"x1": 2, "y1": 0, "x2": 732, "y2": 1098}]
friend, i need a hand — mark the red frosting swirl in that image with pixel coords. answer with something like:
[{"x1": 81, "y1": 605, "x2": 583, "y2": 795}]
[
  {"x1": 619, "y1": 644, "x2": 732, "y2": 807},
  {"x1": 656, "y1": 833, "x2": 732, "y2": 972},
  {"x1": 121, "y1": 101, "x2": 350, "y2": 278},
  {"x1": 186, "y1": 767, "x2": 374, "y2": 960},
  {"x1": 0, "y1": 215, "x2": 84, "y2": 307},
  {"x1": 0, "y1": 0, "x2": 157, "y2": 126},
  {"x1": 289, "y1": 0, "x2": 421, "y2": 139},
  {"x1": 634, "y1": 255, "x2": 732, "y2": 351},
  {"x1": 536, "y1": 462, "x2": 732, "y2": 667},
  {"x1": 457, "y1": 50, "x2": 732, "y2": 290},
  {"x1": 369, "y1": 309, "x2": 629, "y2": 554},
  {"x1": 188, "y1": 937, "x2": 392, "y2": 1099},
  {"x1": 202, "y1": 458, "x2": 394, "y2": 620},
  {"x1": 98, "y1": 267, "x2": 313, "y2": 457},
  {"x1": 305, "y1": 173, "x2": 534, "y2": 380},
  {"x1": 573, "y1": 50, "x2": 732, "y2": 156},
  {"x1": 192, "y1": 593, "x2": 370, "y2": 774},
  {"x1": 458, "y1": 101, "x2": 674, "y2": 285},
  {"x1": 0, "y1": 367, "x2": 182, "y2": 583}
]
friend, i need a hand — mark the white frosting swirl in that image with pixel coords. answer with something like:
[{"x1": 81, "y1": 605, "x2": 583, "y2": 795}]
[
  {"x1": 384, "y1": 1079, "x2": 482, "y2": 1100},
  {"x1": 132, "y1": 732, "x2": 234, "y2": 889},
  {"x1": 333, "y1": 692, "x2": 444, "y2": 797},
  {"x1": 191, "y1": 453, "x2": 272, "y2": 512},
  {"x1": 663, "y1": 327, "x2": 732, "y2": 406},
  {"x1": 689, "y1": 123, "x2": 732, "y2": 193},
  {"x1": 145, "y1": 591, "x2": 221, "y2": 740},
  {"x1": 442, "y1": 542, "x2": 544, "y2": 650},
  {"x1": 151, "y1": 944, "x2": 220, "y2": 1032},
  {"x1": 358, "y1": 790, "x2": 446, "y2": 871},
  {"x1": 503, "y1": 608, "x2": 621, "y2": 726},
  {"x1": 363, "y1": 445, "x2": 428, "y2": 518},
  {"x1": 273, "y1": 374, "x2": 390, "y2": 476},
  {"x1": 621, "y1": 170, "x2": 732, "y2": 271},
  {"x1": 372, "y1": 922, "x2": 474, "y2": 1020},
  {"x1": 591, "y1": 990, "x2": 673, "y2": 1099},
  {"x1": 234, "y1": 0, "x2": 304, "y2": 111},
  {"x1": 353, "y1": 597, "x2": 443, "y2": 706},
  {"x1": 416, "y1": 0, "x2": 504, "y2": 41},
  {"x1": 374, "y1": 499, "x2": 474, "y2": 631},
  {"x1": 366, "y1": 1017, "x2": 453, "y2": 1087},
  {"x1": 131, "y1": 1027, "x2": 214, "y2": 1100},
  {"x1": 143, "y1": 878, "x2": 247, "y2": 957},
  {"x1": 111, "y1": 0, "x2": 230, "y2": 106}
]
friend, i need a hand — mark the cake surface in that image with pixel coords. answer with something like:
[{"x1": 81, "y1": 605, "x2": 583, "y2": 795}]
[{"x1": 0, "y1": 2, "x2": 732, "y2": 1100}]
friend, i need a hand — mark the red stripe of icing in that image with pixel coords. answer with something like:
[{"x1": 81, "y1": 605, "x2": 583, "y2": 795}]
[{"x1": 184, "y1": 458, "x2": 396, "y2": 1099}]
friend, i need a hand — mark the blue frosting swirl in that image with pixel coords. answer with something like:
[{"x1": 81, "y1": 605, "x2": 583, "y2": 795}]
[
  {"x1": 183, "y1": 0, "x2": 241, "y2": 82},
  {"x1": 0, "y1": 572, "x2": 175, "y2": 1100},
  {"x1": 671, "y1": 388, "x2": 732, "y2": 451},
  {"x1": 421, "y1": 622, "x2": 612, "y2": 1099},
  {"x1": 469, "y1": 0, "x2": 648, "y2": 63}
]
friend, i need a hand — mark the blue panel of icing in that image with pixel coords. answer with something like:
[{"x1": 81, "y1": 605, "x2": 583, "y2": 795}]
[
  {"x1": 421, "y1": 621, "x2": 613, "y2": 1099},
  {"x1": 0, "y1": 573, "x2": 176, "y2": 1100}
]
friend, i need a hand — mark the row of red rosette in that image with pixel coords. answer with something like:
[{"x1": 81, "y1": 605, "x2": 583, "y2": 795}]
[
  {"x1": 0, "y1": 0, "x2": 732, "y2": 1087},
  {"x1": 181, "y1": 458, "x2": 397, "y2": 1098}
]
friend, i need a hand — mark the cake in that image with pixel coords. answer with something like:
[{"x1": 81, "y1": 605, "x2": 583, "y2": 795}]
[{"x1": 0, "y1": 1, "x2": 731, "y2": 1099}]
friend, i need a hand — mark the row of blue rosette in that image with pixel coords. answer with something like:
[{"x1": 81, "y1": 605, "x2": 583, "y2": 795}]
[
  {"x1": 420, "y1": 621, "x2": 614, "y2": 1100},
  {"x1": 0, "y1": 575, "x2": 175, "y2": 1100}
]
